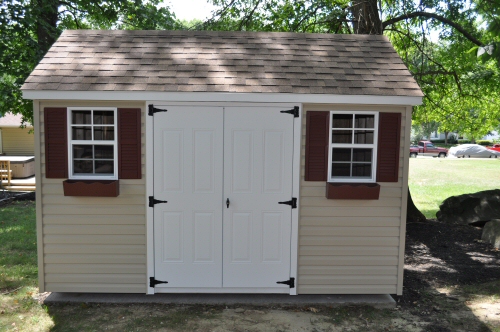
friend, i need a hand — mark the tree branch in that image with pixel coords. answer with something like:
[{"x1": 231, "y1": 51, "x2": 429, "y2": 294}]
[
  {"x1": 238, "y1": 0, "x2": 261, "y2": 31},
  {"x1": 383, "y1": 11, "x2": 484, "y2": 46}
]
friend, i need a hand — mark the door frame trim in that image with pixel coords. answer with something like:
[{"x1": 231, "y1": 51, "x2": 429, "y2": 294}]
[{"x1": 145, "y1": 101, "x2": 301, "y2": 295}]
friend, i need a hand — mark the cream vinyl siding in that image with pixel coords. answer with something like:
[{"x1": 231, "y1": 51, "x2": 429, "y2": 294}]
[
  {"x1": 298, "y1": 104, "x2": 407, "y2": 295},
  {"x1": 1, "y1": 127, "x2": 34, "y2": 155},
  {"x1": 38, "y1": 101, "x2": 146, "y2": 293}
]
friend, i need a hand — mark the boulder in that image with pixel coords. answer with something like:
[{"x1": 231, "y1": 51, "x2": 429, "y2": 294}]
[
  {"x1": 436, "y1": 189, "x2": 500, "y2": 226},
  {"x1": 482, "y1": 219, "x2": 500, "y2": 248}
]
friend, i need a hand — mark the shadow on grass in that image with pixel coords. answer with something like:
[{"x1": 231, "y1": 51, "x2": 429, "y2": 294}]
[
  {"x1": 0, "y1": 201, "x2": 37, "y2": 290},
  {"x1": 403, "y1": 218, "x2": 500, "y2": 331}
]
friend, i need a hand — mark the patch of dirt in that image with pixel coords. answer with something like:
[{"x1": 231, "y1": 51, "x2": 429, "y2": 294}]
[{"x1": 403, "y1": 219, "x2": 500, "y2": 305}]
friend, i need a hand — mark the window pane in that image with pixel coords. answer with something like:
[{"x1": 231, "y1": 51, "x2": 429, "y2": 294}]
[
  {"x1": 331, "y1": 163, "x2": 350, "y2": 177},
  {"x1": 72, "y1": 126, "x2": 92, "y2": 140},
  {"x1": 352, "y1": 163, "x2": 372, "y2": 177},
  {"x1": 354, "y1": 130, "x2": 374, "y2": 144},
  {"x1": 73, "y1": 145, "x2": 93, "y2": 159},
  {"x1": 94, "y1": 111, "x2": 114, "y2": 125},
  {"x1": 95, "y1": 160, "x2": 114, "y2": 174},
  {"x1": 355, "y1": 115, "x2": 374, "y2": 128},
  {"x1": 352, "y1": 148, "x2": 372, "y2": 162},
  {"x1": 95, "y1": 145, "x2": 114, "y2": 159},
  {"x1": 331, "y1": 114, "x2": 352, "y2": 128},
  {"x1": 332, "y1": 130, "x2": 352, "y2": 143},
  {"x1": 332, "y1": 148, "x2": 351, "y2": 162},
  {"x1": 74, "y1": 160, "x2": 93, "y2": 174},
  {"x1": 94, "y1": 127, "x2": 114, "y2": 140},
  {"x1": 72, "y1": 111, "x2": 91, "y2": 124}
]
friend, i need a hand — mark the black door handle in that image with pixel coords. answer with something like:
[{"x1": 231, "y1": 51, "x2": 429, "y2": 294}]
[{"x1": 226, "y1": 198, "x2": 230, "y2": 208}]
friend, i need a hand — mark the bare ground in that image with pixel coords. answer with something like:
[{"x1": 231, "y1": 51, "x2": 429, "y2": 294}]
[{"x1": 36, "y1": 218, "x2": 500, "y2": 332}]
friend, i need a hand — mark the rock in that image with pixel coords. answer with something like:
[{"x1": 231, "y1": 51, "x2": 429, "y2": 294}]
[
  {"x1": 234, "y1": 308, "x2": 245, "y2": 313},
  {"x1": 436, "y1": 189, "x2": 500, "y2": 226},
  {"x1": 482, "y1": 219, "x2": 500, "y2": 248}
]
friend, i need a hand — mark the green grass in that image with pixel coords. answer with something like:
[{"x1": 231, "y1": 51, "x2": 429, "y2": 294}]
[
  {"x1": 409, "y1": 158, "x2": 500, "y2": 218},
  {"x1": 0, "y1": 201, "x2": 54, "y2": 331}
]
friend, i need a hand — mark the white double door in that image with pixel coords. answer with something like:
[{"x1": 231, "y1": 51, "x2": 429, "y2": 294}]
[{"x1": 153, "y1": 106, "x2": 294, "y2": 291}]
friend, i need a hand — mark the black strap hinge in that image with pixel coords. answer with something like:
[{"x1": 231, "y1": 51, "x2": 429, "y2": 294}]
[
  {"x1": 277, "y1": 277, "x2": 295, "y2": 288},
  {"x1": 280, "y1": 106, "x2": 299, "y2": 118},
  {"x1": 278, "y1": 197, "x2": 297, "y2": 209},
  {"x1": 149, "y1": 277, "x2": 168, "y2": 287},
  {"x1": 148, "y1": 104, "x2": 168, "y2": 116},
  {"x1": 149, "y1": 196, "x2": 167, "y2": 207}
]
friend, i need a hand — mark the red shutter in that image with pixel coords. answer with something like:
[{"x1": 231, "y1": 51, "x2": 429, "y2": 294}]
[
  {"x1": 118, "y1": 108, "x2": 142, "y2": 179},
  {"x1": 305, "y1": 111, "x2": 329, "y2": 181},
  {"x1": 376, "y1": 112, "x2": 401, "y2": 182},
  {"x1": 44, "y1": 108, "x2": 68, "y2": 178}
]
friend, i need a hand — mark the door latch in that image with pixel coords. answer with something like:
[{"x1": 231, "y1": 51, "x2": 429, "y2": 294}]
[{"x1": 226, "y1": 198, "x2": 230, "y2": 208}]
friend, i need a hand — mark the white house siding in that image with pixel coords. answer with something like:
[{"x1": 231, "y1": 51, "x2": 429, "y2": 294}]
[
  {"x1": 1, "y1": 127, "x2": 34, "y2": 155},
  {"x1": 298, "y1": 104, "x2": 408, "y2": 295},
  {"x1": 38, "y1": 101, "x2": 146, "y2": 293}
]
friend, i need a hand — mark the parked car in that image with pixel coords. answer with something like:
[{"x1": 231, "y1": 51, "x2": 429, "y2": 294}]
[
  {"x1": 487, "y1": 144, "x2": 500, "y2": 154},
  {"x1": 410, "y1": 140, "x2": 448, "y2": 157},
  {"x1": 449, "y1": 144, "x2": 500, "y2": 158}
]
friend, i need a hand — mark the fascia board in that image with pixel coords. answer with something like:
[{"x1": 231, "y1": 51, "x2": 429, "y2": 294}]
[{"x1": 22, "y1": 90, "x2": 423, "y2": 106}]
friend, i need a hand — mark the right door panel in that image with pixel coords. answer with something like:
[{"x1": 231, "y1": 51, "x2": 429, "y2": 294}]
[{"x1": 223, "y1": 107, "x2": 294, "y2": 289}]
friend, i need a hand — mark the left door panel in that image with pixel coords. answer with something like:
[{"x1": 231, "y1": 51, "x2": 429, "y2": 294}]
[{"x1": 153, "y1": 106, "x2": 224, "y2": 288}]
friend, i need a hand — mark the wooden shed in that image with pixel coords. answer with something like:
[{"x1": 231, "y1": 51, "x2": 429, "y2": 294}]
[{"x1": 22, "y1": 30, "x2": 422, "y2": 295}]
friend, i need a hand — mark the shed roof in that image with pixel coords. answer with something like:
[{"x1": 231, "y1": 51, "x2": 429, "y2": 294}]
[{"x1": 22, "y1": 30, "x2": 422, "y2": 97}]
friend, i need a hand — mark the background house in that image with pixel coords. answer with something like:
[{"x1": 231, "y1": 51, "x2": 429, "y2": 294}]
[{"x1": 0, "y1": 112, "x2": 34, "y2": 156}]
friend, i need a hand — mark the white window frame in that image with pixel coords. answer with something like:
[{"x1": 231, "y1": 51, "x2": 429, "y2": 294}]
[
  {"x1": 327, "y1": 110, "x2": 379, "y2": 183},
  {"x1": 67, "y1": 107, "x2": 118, "y2": 180}
]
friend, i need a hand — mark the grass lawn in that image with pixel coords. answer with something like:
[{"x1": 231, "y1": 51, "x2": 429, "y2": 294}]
[
  {"x1": 0, "y1": 201, "x2": 53, "y2": 331},
  {"x1": 409, "y1": 158, "x2": 500, "y2": 218}
]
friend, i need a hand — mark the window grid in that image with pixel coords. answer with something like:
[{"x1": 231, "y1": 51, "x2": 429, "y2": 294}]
[
  {"x1": 68, "y1": 108, "x2": 118, "y2": 180},
  {"x1": 328, "y1": 111, "x2": 378, "y2": 183}
]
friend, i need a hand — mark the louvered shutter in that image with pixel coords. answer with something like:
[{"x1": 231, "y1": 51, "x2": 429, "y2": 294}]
[
  {"x1": 376, "y1": 112, "x2": 401, "y2": 182},
  {"x1": 118, "y1": 108, "x2": 141, "y2": 179},
  {"x1": 44, "y1": 108, "x2": 68, "y2": 178},
  {"x1": 304, "y1": 111, "x2": 329, "y2": 181}
]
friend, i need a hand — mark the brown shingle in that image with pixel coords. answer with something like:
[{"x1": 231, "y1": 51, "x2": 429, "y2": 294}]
[{"x1": 22, "y1": 30, "x2": 422, "y2": 97}]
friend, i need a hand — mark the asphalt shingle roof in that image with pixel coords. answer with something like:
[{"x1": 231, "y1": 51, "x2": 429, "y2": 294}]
[{"x1": 22, "y1": 30, "x2": 423, "y2": 97}]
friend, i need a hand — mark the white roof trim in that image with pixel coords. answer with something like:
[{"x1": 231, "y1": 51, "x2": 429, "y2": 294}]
[{"x1": 22, "y1": 90, "x2": 422, "y2": 106}]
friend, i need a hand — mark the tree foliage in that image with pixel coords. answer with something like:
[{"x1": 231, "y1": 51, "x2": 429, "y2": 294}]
[{"x1": 0, "y1": 0, "x2": 177, "y2": 125}]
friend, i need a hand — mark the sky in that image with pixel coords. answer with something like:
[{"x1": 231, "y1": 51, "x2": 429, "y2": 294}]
[{"x1": 167, "y1": 0, "x2": 216, "y2": 21}]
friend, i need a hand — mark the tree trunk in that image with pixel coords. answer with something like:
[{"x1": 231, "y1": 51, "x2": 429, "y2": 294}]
[
  {"x1": 351, "y1": 0, "x2": 382, "y2": 34},
  {"x1": 444, "y1": 131, "x2": 449, "y2": 145},
  {"x1": 36, "y1": 0, "x2": 60, "y2": 57},
  {"x1": 407, "y1": 188, "x2": 427, "y2": 223}
]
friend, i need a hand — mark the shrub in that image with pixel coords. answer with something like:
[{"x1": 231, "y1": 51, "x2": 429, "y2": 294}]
[
  {"x1": 458, "y1": 139, "x2": 471, "y2": 144},
  {"x1": 476, "y1": 140, "x2": 493, "y2": 146}
]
